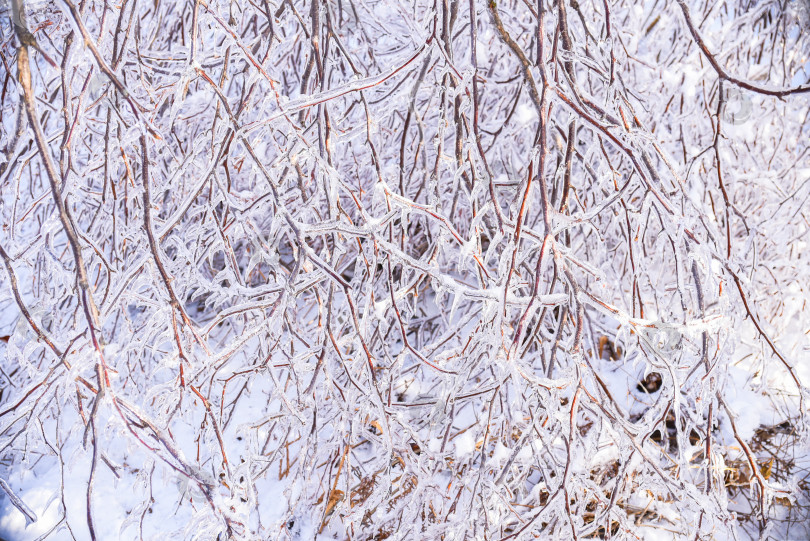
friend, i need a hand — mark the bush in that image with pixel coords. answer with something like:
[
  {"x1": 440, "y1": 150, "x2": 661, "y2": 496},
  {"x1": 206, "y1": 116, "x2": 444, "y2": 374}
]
[{"x1": 0, "y1": 0, "x2": 809, "y2": 539}]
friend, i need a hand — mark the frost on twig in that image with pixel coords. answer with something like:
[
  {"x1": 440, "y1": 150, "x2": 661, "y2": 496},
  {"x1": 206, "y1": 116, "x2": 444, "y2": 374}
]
[{"x1": 0, "y1": 478, "x2": 37, "y2": 526}]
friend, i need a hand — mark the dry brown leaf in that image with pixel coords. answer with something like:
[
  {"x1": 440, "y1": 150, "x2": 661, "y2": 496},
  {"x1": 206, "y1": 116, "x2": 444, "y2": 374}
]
[
  {"x1": 760, "y1": 457, "x2": 774, "y2": 480},
  {"x1": 324, "y1": 489, "x2": 345, "y2": 517}
]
